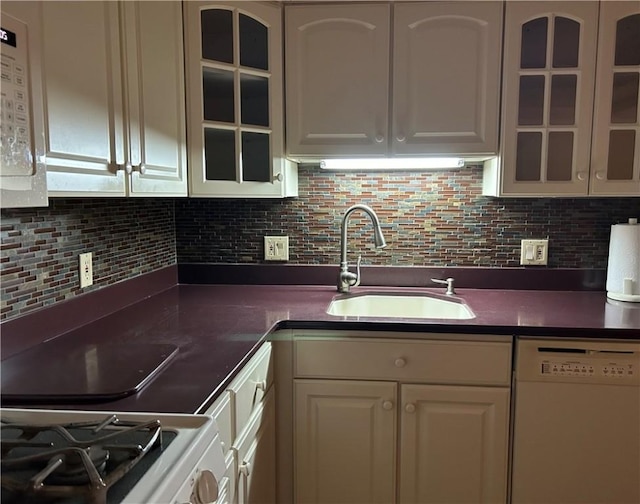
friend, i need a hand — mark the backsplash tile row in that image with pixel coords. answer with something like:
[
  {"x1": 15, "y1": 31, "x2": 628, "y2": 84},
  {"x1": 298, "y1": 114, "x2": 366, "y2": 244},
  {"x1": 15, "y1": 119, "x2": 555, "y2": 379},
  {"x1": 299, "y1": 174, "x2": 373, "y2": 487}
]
[
  {"x1": 175, "y1": 165, "x2": 640, "y2": 268},
  {"x1": 1, "y1": 199, "x2": 176, "y2": 321}
]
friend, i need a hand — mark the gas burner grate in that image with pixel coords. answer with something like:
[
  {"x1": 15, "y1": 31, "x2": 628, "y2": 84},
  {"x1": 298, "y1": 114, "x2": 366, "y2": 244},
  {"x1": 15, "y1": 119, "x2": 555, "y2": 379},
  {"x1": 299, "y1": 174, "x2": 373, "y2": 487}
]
[{"x1": 1, "y1": 415, "x2": 164, "y2": 504}]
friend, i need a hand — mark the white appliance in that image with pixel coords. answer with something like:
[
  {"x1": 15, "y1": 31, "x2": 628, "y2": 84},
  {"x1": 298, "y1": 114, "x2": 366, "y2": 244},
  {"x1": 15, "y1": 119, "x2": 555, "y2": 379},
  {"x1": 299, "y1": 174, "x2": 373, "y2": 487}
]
[
  {"x1": 0, "y1": 408, "x2": 229, "y2": 504},
  {"x1": 512, "y1": 338, "x2": 640, "y2": 504},
  {"x1": 607, "y1": 218, "x2": 640, "y2": 302}
]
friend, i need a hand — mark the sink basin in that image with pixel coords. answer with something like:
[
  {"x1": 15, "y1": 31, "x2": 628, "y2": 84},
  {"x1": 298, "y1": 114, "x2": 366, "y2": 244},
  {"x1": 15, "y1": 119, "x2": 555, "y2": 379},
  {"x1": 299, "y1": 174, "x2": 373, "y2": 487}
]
[{"x1": 327, "y1": 292, "x2": 475, "y2": 320}]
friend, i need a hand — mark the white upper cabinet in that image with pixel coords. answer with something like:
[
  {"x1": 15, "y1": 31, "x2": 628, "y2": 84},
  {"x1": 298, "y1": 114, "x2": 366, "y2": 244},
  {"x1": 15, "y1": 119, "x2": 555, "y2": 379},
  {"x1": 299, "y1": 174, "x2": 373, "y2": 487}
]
[
  {"x1": 42, "y1": 1, "x2": 187, "y2": 197},
  {"x1": 484, "y1": 0, "x2": 640, "y2": 197},
  {"x1": 285, "y1": 4, "x2": 391, "y2": 158},
  {"x1": 392, "y1": 2, "x2": 503, "y2": 156},
  {"x1": 590, "y1": 2, "x2": 640, "y2": 196},
  {"x1": 184, "y1": 1, "x2": 297, "y2": 198},
  {"x1": 285, "y1": 2, "x2": 503, "y2": 160}
]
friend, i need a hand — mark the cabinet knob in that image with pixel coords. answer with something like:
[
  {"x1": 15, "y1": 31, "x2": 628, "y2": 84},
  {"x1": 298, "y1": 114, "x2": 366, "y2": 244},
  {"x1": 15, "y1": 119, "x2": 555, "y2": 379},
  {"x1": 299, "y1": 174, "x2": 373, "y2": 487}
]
[
  {"x1": 192, "y1": 469, "x2": 219, "y2": 504},
  {"x1": 396, "y1": 135, "x2": 406, "y2": 143},
  {"x1": 137, "y1": 163, "x2": 146, "y2": 175},
  {"x1": 576, "y1": 171, "x2": 587, "y2": 181},
  {"x1": 375, "y1": 135, "x2": 384, "y2": 143},
  {"x1": 394, "y1": 358, "x2": 406, "y2": 368},
  {"x1": 255, "y1": 380, "x2": 267, "y2": 392},
  {"x1": 405, "y1": 403, "x2": 416, "y2": 414},
  {"x1": 382, "y1": 400, "x2": 394, "y2": 411},
  {"x1": 239, "y1": 461, "x2": 251, "y2": 477},
  {"x1": 125, "y1": 162, "x2": 133, "y2": 174},
  {"x1": 595, "y1": 171, "x2": 606, "y2": 181},
  {"x1": 273, "y1": 172, "x2": 283, "y2": 182}
]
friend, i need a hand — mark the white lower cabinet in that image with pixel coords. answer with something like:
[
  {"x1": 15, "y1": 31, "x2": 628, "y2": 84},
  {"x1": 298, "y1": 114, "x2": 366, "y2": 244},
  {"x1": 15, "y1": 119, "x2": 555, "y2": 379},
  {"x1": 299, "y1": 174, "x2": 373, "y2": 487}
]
[
  {"x1": 295, "y1": 380, "x2": 397, "y2": 504},
  {"x1": 292, "y1": 332, "x2": 512, "y2": 504},
  {"x1": 399, "y1": 384, "x2": 510, "y2": 504},
  {"x1": 205, "y1": 342, "x2": 275, "y2": 504}
]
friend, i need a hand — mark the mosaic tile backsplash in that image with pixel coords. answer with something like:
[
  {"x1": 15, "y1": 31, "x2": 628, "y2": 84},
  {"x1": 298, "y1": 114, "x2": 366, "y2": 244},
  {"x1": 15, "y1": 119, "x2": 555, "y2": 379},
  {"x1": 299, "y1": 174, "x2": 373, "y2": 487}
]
[
  {"x1": 1, "y1": 199, "x2": 176, "y2": 321},
  {"x1": 176, "y1": 165, "x2": 640, "y2": 267},
  {"x1": 2, "y1": 165, "x2": 639, "y2": 321}
]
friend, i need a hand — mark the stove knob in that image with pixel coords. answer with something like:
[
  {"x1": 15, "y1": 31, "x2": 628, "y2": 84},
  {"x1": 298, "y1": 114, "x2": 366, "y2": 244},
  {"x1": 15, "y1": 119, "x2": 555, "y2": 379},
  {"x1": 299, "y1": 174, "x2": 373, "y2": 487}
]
[{"x1": 192, "y1": 469, "x2": 219, "y2": 504}]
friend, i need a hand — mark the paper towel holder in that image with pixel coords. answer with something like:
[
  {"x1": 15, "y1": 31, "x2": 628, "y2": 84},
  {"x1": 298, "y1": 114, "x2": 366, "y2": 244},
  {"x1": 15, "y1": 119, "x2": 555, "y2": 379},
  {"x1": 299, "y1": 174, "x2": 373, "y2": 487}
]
[{"x1": 606, "y1": 217, "x2": 639, "y2": 303}]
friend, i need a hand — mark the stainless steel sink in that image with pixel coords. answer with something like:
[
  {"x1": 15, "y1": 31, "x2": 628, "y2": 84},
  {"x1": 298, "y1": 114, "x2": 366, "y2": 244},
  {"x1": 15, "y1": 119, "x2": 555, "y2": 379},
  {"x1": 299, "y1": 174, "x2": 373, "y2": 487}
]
[{"x1": 326, "y1": 292, "x2": 475, "y2": 320}]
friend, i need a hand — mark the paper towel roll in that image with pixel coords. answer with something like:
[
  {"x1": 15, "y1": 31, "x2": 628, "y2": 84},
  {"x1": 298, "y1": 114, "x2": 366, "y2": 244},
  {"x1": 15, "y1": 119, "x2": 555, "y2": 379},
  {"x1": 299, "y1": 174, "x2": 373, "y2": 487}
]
[{"x1": 606, "y1": 218, "x2": 640, "y2": 302}]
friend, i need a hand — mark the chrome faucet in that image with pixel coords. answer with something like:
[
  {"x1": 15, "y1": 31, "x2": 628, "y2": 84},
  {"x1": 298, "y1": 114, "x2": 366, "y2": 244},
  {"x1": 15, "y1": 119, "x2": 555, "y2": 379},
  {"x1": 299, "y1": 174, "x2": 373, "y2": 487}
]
[{"x1": 338, "y1": 204, "x2": 386, "y2": 293}]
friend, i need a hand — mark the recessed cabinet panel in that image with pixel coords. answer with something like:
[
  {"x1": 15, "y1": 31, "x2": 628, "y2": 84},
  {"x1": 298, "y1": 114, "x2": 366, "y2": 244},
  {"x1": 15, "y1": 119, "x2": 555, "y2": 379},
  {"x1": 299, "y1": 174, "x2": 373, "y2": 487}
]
[
  {"x1": 549, "y1": 75, "x2": 577, "y2": 125},
  {"x1": 547, "y1": 132, "x2": 574, "y2": 181},
  {"x1": 201, "y1": 9, "x2": 233, "y2": 63},
  {"x1": 240, "y1": 74, "x2": 269, "y2": 127},
  {"x1": 591, "y1": 5, "x2": 640, "y2": 196},
  {"x1": 520, "y1": 18, "x2": 547, "y2": 69},
  {"x1": 518, "y1": 76, "x2": 545, "y2": 125},
  {"x1": 552, "y1": 17, "x2": 580, "y2": 68},
  {"x1": 610, "y1": 73, "x2": 639, "y2": 124},
  {"x1": 205, "y1": 128, "x2": 236, "y2": 181},
  {"x1": 203, "y1": 68, "x2": 235, "y2": 123},
  {"x1": 515, "y1": 132, "x2": 543, "y2": 182},
  {"x1": 614, "y1": 14, "x2": 640, "y2": 66},
  {"x1": 242, "y1": 132, "x2": 270, "y2": 182},
  {"x1": 240, "y1": 13, "x2": 268, "y2": 70}
]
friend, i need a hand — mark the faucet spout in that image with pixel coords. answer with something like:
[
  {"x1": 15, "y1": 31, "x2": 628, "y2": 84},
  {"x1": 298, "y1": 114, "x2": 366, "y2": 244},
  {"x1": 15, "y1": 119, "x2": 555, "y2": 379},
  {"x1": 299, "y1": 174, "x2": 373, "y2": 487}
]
[{"x1": 338, "y1": 204, "x2": 386, "y2": 293}]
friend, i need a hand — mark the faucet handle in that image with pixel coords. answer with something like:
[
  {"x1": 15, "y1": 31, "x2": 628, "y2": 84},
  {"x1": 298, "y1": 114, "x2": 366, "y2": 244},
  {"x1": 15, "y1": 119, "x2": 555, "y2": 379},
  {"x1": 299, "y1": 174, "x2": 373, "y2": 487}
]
[
  {"x1": 353, "y1": 255, "x2": 362, "y2": 288},
  {"x1": 432, "y1": 277, "x2": 455, "y2": 295}
]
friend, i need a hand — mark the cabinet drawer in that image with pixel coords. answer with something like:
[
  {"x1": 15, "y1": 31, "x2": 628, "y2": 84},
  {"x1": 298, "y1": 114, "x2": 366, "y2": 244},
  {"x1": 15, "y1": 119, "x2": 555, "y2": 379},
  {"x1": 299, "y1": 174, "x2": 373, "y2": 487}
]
[
  {"x1": 228, "y1": 342, "x2": 274, "y2": 439},
  {"x1": 294, "y1": 337, "x2": 512, "y2": 386},
  {"x1": 204, "y1": 390, "x2": 233, "y2": 455}
]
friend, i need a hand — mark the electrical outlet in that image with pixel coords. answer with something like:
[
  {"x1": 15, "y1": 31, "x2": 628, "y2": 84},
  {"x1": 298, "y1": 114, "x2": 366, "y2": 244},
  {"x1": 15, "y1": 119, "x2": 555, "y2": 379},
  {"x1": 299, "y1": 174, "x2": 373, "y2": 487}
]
[
  {"x1": 79, "y1": 252, "x2": 93, "y2": 288},
  {"x1": 264, "y1": 236, "x2": 289, "y2": 261},
  {"x1": 520, "y1": 239, "x2": 549, "y2": 266}
]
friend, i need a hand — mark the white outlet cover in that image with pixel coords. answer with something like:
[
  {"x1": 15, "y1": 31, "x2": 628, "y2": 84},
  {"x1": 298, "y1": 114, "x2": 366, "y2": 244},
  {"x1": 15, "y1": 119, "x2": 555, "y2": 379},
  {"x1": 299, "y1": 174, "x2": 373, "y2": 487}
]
[
  {"x1": 264, "y1": 236, "x2": 289, "y2": 261},
  {"x1": 520, "y1": 239, "x2": 548, "y2": 266},
  {"x1": 79, "y1": 252, "x2": 93, "y2": 288}
]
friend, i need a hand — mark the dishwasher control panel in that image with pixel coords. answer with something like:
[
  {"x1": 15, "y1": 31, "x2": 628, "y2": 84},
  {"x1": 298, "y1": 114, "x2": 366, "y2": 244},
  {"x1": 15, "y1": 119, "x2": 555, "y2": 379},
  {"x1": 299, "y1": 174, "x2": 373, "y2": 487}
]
[
  {"x1": 541, "y1": 359, "x2": 635, "y2": 379},
  {"x1": 517, "y1": 338, "x2": 640, "y2": 385}
]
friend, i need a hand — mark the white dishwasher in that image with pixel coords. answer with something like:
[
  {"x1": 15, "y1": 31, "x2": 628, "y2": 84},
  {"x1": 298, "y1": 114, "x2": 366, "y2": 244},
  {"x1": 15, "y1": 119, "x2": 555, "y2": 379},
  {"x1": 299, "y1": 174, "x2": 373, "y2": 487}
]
[{"x1": 512, "y1": 338, "x2": 640, "y2": 504}]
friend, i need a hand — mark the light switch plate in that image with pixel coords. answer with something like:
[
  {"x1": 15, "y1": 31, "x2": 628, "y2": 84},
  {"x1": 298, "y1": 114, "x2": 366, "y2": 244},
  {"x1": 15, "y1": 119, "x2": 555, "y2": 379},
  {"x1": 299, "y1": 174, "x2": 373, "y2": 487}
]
[
  {"x1": 520, "y1": 239, "x2": 548, "y2": 266},
  {"x1": 264, "y1": 236, "x2": 289, "y2": 261},
  {"x1": 79, "y1": 252, "x2": 93, "y2": 287}
]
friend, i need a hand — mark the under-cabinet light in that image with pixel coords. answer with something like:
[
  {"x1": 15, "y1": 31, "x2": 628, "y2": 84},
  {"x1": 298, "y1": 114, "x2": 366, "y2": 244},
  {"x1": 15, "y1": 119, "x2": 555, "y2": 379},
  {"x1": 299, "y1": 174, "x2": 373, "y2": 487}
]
[{"x1": 319, "y1": 157, "x2": 465, "y2": 170}]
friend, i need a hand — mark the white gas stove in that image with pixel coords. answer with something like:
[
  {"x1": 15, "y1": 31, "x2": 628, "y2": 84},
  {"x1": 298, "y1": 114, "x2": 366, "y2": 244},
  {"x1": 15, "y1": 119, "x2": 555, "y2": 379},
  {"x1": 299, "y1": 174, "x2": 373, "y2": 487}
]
[{"x1": 0, "y1": 408, "x2": 227, "y2": 504}]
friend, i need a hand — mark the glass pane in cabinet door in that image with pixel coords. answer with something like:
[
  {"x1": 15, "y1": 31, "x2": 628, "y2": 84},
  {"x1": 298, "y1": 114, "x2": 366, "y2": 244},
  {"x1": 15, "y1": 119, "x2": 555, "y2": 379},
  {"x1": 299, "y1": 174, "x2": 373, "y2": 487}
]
[
  {"x1": 610, "y1": 73, "x2": 639, "y2": 124},
  {"x1": 550, "y1": 75, "x2": 577, "y2": 125},
  {"x1": 240, "y1": 14, "x2": 268, "y2": 70},
  {"x1": 521, "y1": 18, "x2": 548, "y2": 69},
  {"x1": 201, "y1": 9, "x2": 233, "y2": 63},
  {"x1": 607, "y1": 130, "x2": 636, "y2": 180},
  {"x1": 242, "y1": 132, "x2": 270, "y2": 182},
  {"x1": 203, "y1": 68, "x2": 235, "y2": 123},
  {"x1": 241, "y1": 74, "x2": 269, "y2": 127},
  {"x1": 518, "y1": 76, "x2": 545, "y2": 125},
  {"x1": 515, "y1": 132, "x2": 543, "y2": 181},
  {"x1": 205, "y1": 128, "x2": 236, "y2": 181},
  {"x1": 614, "y1": 14, "x2": 640, "y2": 66},
  {"x1": 552, "y1": 17, "x2": 580, "y2": 68},
  {"x1": 547, "y1": 132, "x2": 574, "y2": 181}
]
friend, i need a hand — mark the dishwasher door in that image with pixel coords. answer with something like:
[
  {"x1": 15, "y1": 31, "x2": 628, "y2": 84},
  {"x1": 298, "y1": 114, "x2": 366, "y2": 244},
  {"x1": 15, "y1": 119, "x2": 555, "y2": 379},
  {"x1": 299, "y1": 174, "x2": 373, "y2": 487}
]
[{"x1": 512, "y1": 338, "x2": 640, "y2": 504}]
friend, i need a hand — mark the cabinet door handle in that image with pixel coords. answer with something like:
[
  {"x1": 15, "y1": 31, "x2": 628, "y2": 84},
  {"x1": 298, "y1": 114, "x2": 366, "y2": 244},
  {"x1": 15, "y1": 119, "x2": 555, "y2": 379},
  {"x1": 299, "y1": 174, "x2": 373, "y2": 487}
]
[
  {"x1": 255, "y1": 380, "x2": 267, "y2": 392},
  {"x1": 125, "y1": 161, "x2": 133, "y2": 174},
  {"x1": 273, "y1": 172, "x2": 283, "y2": 182},
  {"x1": 136, "y1": 163, "x2": 146, "y2": 175},
  {"x1": 375, "y1": 135, "x2": 384, "y2": 143},
  {"x1": 394, "y1": 358, "x2": 406, "y2": 368},
  {"x1": 382, "y1": 400, "x2": 394, "y2": 411},
  {"x1": 396, "y1": 135, "x2": 406, "y2": 143},
  {"x1": 405, "y1": 403, "x2": 416, "y2": 413},
  {"x1": 239, "y1": 461, "x2": 251, "y2": 504},
  {"x1": 576, "y1": 171, "x2": 587, "y2": 181},
  {"x1": 595, "y1": 170, "x2": 606, "y2": 181}
]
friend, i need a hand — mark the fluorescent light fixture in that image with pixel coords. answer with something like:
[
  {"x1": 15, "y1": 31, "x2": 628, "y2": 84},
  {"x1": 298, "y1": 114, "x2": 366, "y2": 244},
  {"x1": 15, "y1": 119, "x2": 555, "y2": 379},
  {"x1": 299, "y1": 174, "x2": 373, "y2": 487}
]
[{"x1": 320, "y1": 157, "x2": 465, "y2": 170}]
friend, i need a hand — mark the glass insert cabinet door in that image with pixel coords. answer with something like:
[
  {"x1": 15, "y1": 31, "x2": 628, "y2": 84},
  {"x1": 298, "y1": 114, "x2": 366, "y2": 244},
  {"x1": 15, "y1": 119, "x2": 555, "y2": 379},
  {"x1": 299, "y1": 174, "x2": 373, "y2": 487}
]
[
  {"x1": 500, "y1": 2, "x2": 599, "y2": 196},
  {"x1": 590, "y1": 3, "x2": 640, "y2": 196},
  {"x1": 184, "y1": 1, "x2": 292, "y2": 197}
]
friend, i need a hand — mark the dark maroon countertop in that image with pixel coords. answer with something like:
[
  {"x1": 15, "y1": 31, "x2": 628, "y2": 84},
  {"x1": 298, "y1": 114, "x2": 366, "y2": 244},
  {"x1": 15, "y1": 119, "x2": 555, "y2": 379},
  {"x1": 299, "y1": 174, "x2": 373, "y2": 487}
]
[{"x1": 2, "y1": 283, "x2": 640, "y2": 415}]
